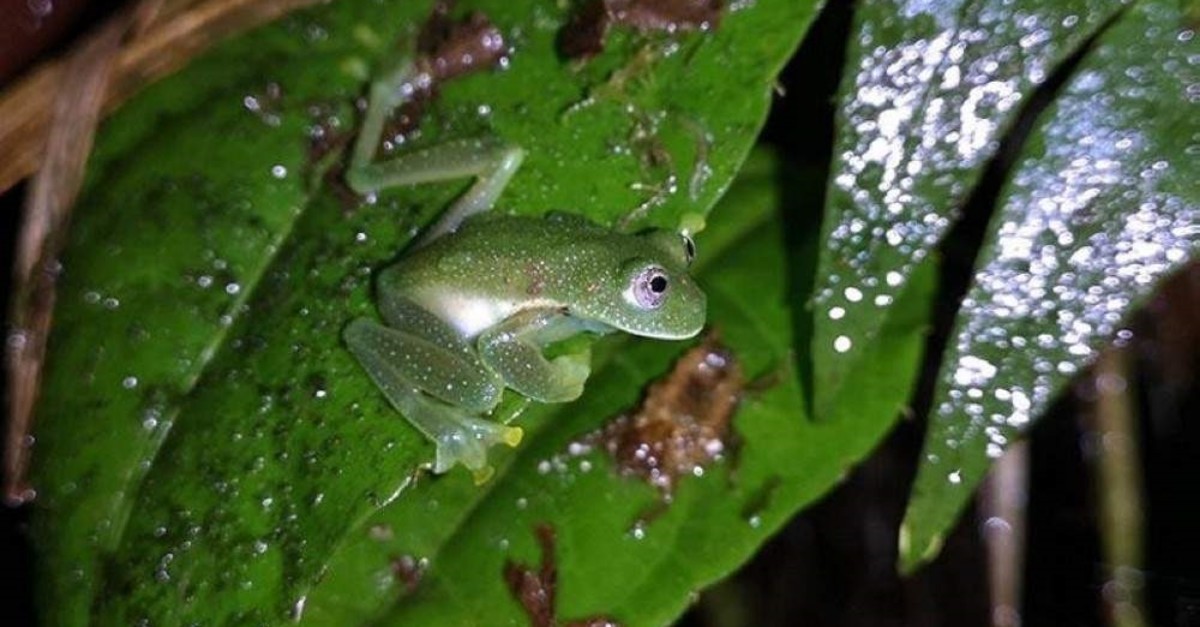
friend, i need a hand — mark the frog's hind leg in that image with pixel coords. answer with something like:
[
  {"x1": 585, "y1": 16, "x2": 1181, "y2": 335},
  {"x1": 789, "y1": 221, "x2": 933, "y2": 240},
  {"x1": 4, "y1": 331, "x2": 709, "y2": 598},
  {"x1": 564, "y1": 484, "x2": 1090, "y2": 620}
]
[
  {"x1": 372, "y1": 290, "x2": 507, "y2": 408},
  {"x1": 351, "y1": 140, "x2": 525, "y2": 246},
  {"x1": 347, "y1": 57, "x2": 416, "y2": 179},
  {"x1": 344, "y1": 318, "x2": 521, "y2": 480},
  {"x1": 345, "y1": 58, "x2": 525, "y2": 244},
  {"x1": 345, "y1": 316, "x2": 501, "y2": 412},
  {"x1": 377, "y1": 289, "x2": 478, "y2": 372}
]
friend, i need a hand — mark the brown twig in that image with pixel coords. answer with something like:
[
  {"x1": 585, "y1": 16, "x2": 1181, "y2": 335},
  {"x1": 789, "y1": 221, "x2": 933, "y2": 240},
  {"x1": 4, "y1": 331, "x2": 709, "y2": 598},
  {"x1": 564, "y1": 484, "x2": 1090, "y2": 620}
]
[
  {"x1": 4, "y1": 7, "x2": 135, "y2": 505},
  {"x1": 979, "y1": 442, "x2": 1028, "y2": 627},
  {"x1": 1091, "y1": 347, "x2": 1147, "y2": 627}
]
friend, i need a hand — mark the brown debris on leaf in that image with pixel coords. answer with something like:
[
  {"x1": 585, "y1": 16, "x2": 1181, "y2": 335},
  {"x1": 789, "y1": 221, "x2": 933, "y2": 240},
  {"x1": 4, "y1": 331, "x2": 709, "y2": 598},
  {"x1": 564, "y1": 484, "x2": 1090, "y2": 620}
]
[
  {"x1": 559, "y1": 0, "x2": 724, "y2": 61},
  {"x1": 504, "y1": 524, "x2": 621, "y2": 627},
  {"x1": 390, "y1": 554, "x2": 428, "y2": 593},
  {"x1": 595, "y1": 333, "x2": 744, "y2": 500},
  {"x1": 353, "y1": 0, "x2": 507, "y2": 175},
  {"x1": 383, "y1": 1, "x2": 507, "y2": 142},
  {"x1": 417, "y1": 0, "x2": 508, "y2": 83}
]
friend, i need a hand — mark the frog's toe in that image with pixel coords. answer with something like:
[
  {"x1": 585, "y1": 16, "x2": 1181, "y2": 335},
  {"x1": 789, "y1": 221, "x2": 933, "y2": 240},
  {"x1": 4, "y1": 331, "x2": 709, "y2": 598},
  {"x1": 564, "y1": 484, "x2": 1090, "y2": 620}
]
[
  {"x1": 432, "y1": 430, "x2": 484, "y2": 474},
  {"x1": 471, "y1": 465, "x2": 496, "y2": 485},
  {"x1": 464, "y1": 416, "x2": 524, "y2": 449},
  {"x1": 431, "y1": 417, "x2": 524, "y2": 478}
]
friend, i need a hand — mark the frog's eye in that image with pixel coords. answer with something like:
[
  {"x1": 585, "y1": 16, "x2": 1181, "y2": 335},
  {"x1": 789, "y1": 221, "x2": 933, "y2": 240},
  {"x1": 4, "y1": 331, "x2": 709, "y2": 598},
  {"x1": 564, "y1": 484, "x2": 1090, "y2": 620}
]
[
  {"x1": 631, "y1": 266, "x2": 670, "y2": 310},
  {"x1": 683, "y1": 235, "x2": 696, "y2": 266}
]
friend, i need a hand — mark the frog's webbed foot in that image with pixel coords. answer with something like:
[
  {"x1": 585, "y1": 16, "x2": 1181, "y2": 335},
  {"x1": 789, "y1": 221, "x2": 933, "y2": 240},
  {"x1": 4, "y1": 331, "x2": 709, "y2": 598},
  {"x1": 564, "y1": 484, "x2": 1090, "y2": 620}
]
[
  {"x1": 387, "y1": 382, "x2": 522, "y2": 483},
  {"x1": 437, "y1": 414, "x2": 524, "y2": 483}
]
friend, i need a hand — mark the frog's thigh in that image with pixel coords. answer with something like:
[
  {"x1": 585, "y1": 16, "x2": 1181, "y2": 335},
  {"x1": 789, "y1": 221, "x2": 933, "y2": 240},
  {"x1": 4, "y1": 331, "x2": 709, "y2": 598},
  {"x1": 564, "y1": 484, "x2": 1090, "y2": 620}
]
[
  {"x1": 344, "y1": 318, "x2": 501, "y2": 413},
  {"x1": 377, "y1": 287, "x2": 474, "y2": 356},
  {"x1": 477, "y1": 309, "x2": 591, "y2": 404}
]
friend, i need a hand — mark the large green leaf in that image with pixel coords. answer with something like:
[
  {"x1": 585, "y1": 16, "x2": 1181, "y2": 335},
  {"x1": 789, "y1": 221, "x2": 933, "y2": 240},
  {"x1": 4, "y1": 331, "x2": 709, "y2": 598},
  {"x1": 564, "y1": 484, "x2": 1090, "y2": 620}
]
[
  {"x1": 296, "y1": 150, "x2": 938, "y2": 626},
  {"x1": 900, "y1": 0, "x2": 1199, "y2": 570},
  {"x1": 810, "y1": 0, "x2": 1125, "y2": 417},
  {"x1": 31, "y1": 0, "x2": 818, "y2": 624}
]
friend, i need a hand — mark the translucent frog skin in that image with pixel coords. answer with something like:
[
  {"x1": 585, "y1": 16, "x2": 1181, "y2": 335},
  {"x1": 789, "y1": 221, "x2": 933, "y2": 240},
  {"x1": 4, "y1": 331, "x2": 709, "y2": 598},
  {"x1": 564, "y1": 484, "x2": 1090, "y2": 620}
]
[{"x1": 342, "y1": 63, "x2": 706, "y2": 482}]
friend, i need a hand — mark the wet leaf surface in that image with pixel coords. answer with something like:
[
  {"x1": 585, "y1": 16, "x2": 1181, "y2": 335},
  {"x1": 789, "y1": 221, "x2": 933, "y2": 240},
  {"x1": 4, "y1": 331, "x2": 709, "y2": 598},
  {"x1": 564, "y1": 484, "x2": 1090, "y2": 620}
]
[
  {"x1": 28, "y1": 0, "x2": 1195, "y2": 619},
  {"x1": 900, "y1": 0, "x2": 1199, "y2": 571},
  {"x1": 810, "y1": 0, "x2": 1125, "y2": 418},
  {"x1": 30, "y1": 0, "x2": 818, "y2": 624}
]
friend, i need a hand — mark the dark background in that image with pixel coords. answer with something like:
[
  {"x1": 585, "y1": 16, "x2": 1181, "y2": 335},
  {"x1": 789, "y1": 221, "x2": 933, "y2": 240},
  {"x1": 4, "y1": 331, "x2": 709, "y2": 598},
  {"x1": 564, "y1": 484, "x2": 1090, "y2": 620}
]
[{"x1": 3, "y1": 0, "x2": 1198, "y2": 625}]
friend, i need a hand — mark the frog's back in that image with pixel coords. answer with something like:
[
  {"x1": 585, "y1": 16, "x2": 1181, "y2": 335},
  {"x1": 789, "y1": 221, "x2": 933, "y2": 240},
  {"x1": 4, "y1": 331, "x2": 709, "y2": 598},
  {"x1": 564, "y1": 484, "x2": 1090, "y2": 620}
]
[
  {"x1": 380, "y1": 214, "x2": 634, "y2": 335},
  {"x1": 444, "y1": 212, "x2": 617, "y2": 263},
  {"x1": 392, "y1": 213, "x2": 621, "y2": 283}
]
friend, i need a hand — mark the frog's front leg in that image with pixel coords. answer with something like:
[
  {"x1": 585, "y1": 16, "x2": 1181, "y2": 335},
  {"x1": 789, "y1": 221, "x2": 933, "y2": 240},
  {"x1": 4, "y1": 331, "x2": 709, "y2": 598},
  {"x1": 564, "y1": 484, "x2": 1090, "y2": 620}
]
[
  {"x1": 477, "y1": 309, "x2": 601, "y2": 403},
  {"x1": 345, "y1": 58, "x2": 524, "y2": 243}
]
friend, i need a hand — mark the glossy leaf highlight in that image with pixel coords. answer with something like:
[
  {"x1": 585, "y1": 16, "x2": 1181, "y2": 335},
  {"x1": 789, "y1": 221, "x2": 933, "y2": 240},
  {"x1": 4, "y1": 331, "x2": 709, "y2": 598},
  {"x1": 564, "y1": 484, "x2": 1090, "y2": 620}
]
[{"x1": 901, "y1": 0, "x2": 1199, "y2": 570}]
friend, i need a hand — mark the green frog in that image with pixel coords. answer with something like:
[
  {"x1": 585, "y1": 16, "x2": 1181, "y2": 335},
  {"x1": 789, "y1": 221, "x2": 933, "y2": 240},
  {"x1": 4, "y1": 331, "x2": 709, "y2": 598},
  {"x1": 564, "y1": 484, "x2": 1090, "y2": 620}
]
[{"x1": 343, "y1": 56, "x2": 706, "y2": 483}]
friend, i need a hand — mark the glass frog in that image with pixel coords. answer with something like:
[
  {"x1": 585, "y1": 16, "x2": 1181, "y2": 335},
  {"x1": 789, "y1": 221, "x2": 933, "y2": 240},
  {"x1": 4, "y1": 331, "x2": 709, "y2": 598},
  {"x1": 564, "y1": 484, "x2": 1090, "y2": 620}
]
[{"x1": 342, "y1": 54, "x2": 706, "y2": 483}]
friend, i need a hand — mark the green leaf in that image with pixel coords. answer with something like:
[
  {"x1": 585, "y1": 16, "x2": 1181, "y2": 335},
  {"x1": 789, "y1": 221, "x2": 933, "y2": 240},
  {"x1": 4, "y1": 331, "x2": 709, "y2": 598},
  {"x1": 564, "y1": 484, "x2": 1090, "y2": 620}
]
[
  {"x1": 810, "y1": 0, "x2": 1125, "y2": 418},
  {"x1": 297, "y1": 150, "x2": 938, "y2": 626},
  {"x1": 31, "y1": 0, "x2": 818, "y2": 624},
  {"x1": 900, "y1": 0, "x2": 1199, "y2": 571}
]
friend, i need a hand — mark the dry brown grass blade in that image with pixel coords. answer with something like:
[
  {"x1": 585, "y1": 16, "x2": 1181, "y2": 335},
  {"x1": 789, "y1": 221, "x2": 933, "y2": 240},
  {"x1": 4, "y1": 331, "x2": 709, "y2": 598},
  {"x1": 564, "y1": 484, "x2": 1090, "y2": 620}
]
[
  {"x1": 4, "y1": 10, "x2": 135, "y2": 505},
  {"x1": 0, "y1": 0, "x2": 327, "y2": 196}
]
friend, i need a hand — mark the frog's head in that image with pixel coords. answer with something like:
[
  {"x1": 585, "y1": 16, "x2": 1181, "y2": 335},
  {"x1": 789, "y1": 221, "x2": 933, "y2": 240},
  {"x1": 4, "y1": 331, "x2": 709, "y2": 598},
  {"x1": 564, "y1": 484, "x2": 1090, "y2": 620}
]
[{"x1": 597, "y1": 230, "x2": 706, "y2": 340}]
